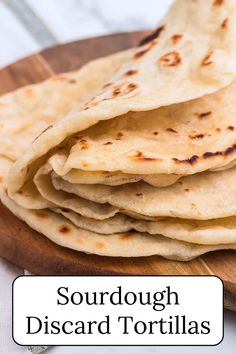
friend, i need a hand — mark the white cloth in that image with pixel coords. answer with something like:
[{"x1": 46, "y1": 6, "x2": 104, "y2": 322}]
[{"x1": 0, "y1": 258, "x2": 47, "y2": 354}]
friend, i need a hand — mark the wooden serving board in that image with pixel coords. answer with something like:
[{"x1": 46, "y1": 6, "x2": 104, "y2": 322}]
[{"x1": 0, "y1": 31, "x2": 236, "y2": 311}]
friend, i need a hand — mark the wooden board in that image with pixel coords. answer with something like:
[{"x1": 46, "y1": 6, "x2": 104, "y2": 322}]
[{"x1": 0, "y1": 31, "x2": 236, "y2": 311}]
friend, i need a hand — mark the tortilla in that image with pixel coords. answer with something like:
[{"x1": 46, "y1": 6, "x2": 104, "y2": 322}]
[{"x1": 1, "y1": 0, "x2": 236, "y2": 260}]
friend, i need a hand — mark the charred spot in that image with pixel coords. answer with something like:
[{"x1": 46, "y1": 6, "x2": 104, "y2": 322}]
[
  {"x1": 185, "y1": 189, "x2": 190, "y2": 192},
  {"x1": 79, "y1": 139, "x2": 89, "y2": 150},
  {"x1": 68, "y1": 79, "x2": 77, "y2": 84},
  {"x1": 17, "y1": 190, "x2": 23, "y2": 195},
  {"x1": 221, "y1": 18, "x2": 229, "y2": 29},
  {"x1": 159, "y1": 51, "x2": 182, "y2": 67},
  {"x1": 136, "y1": 193, "x2": 143, "y2": 197},
  {"x1": 228, "y1": 126, "x2": 235, "y2": 131},
  {"x1": 166, "y1": 128, "x2": 178, "y2": 133},
  {"x1": 35, "y1": 211, "x2": 48, "y2": 219},
  {"x1": 124, "y1": 70, "x2": 138, "y2": 76},
  {"x1": 95, "y1": 242, "x2": 105, "y2": 249},
  {"x1": 103, "y1": 142, "x2": 113, "y2": 145},
  {"x1": 113, "y1": 88, "x2": 121, "y2": 96},
  {"x1": 203, "y1": 151, "x2": 222, "y2": 158},
  {"x1": 173, "y1": 155, "x2": 199, "y2": 165},
  {"x1": 153, "y1": 131, "x2": 159, "y2": 135},
  {"x1": 126, "y1": 83, "x2": 138, "y2": 93},
  {"x1": 171, "y1": 34, "x2": 183, "y2": 45},
  {"x1": 61, "y1": 208, "x2": 69, "y2": 213},
  {"x1": 189, "y1": 133, "x2": 205, "y2": 140},
  {"x1": 139, "y1": 25, "x2": 165, "y2": 46},
  {"x1": 116, "y1": 132, "x2": 124, "y2": 140},
  {"x1": 202, "y1": 51, "x2": 214, "y2": 66},
  {"x1": 224, "y1": 144, "x2": 236, "y2": 156},
  {"x1": 134, "y1": 151, "x2": 156, "y2": 162},
  {"x1": 213, "y1": 0, "x2": 224, "y2": 6},
  {"x1": 134, "y1": 48, "x2": 149, "y2": 59},
  {"x1": 59, "y1": 225, "x2": 71, "y2": 234},
  {"x1": 203, "y1": 145, "x2": 236, "y2": 158},
  {"x1": 195, "y1": 111, "x2": 212, "y2": 119}
]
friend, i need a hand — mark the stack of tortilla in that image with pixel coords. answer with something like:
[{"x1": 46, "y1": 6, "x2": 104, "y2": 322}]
[{"x1": 1, "y1": 0, "x2": 236, "y2": 260}]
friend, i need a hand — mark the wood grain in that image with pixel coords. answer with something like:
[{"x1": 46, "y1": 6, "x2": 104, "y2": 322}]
[{"x1": 0, "y1": 31, "x2": 235, "y2": 310}]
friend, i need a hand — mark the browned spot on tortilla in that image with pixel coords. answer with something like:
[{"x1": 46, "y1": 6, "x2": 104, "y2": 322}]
[
  {"x1": 52, "y1": 74, "x2": 67, "y2": 81},
  {"x1": 221, "y1": 18, "x2": 229, "y2": 29},
  {"x1": 119, "y1": 232, "x2": 135, "y2": 240},
  {"x1": 173, "y1": 155, "x2": 199, "y2": 165},
  {"x1": 116, "y1": 132, "x2": 124, "y2": 140},
  {"x1": 224, "y1": 145, "x2": 236, "y2": 156},
  {"x1": 228, "y1": 126, "x2": 235, "y2": 131},
  {"x1": 174, "y1": 144, "x2": 236, "y2": 164},
  {"x1": 185, "y1": 189, "x2": 190, "y2": 192},
  {"x1": 202, "y1": 51, "x2": 214, "y2": 66},
  {"x1": 204, "y1": 144, "x2": 236, "y2": 158},
  {"x1": 0, "y1": 176, "x2": 3, "y2": 182},
  {"x1": 139, "y1": 25, "x2": 165, "y2": 46},
  {"x1": 124, "y1": 70, "x2": 138, "y2": 76},
  {"x1": 195, "y1": 111, "x2": 212, "y2": 119},
  {"x1": 166, "y1": 128, "x2": 178, "y2": 133},
  {"x1": 191, "y1": 203, "x2": 197, "y2": 208},
  {"x1": 24, "y1": 88, "x2": 35, "y2": 98},
  {"x1": 134, "y1": 48, "x2": 150, "y2": 59},
  {"x1": 153, "y1": 132, "x2": 159, "y2": 135},
  {"x1": 102, "y1": 82, "x2": 113, "y2": 89},
  {"x1": 95, "y1": 242, "x2": 105, "y2": 249},
  {"x1": 213, "y1": 0, "x2": 224, "y2": 6},
  {"x1": 59, "y1": 225, "x2": 71, "y2": 234},
  {"x1": 134, "y1": 151, "x2": 156, "y2": 162},
  {"x1": 216, "y1": 128, "x2": 221, "y2": 132},
  {"x1": 103, "y1": 142, "x2": 113, "y2": 145},
  {"x1": 35, "y1": 211, "x2": 48, "y2": 219},
  {"x1": 159, "y1": 51, "x2": 182, "y2": 67},
  {"x1": 80, "y1": 139, "x2": 89, "y2": 150},
  {"x1": 126, "y1": 83, "x2": 138, "y2": 92},
  {"x1": 171, "y1": 34, "x2": 183, "y2": 45},
  {"x1": 82, "y1": 162, "x2": 90, "y2": 168},
  {"x1": 17, "y1": 190, "x2": 23, "y2": 195},
  {"x1": 61, "y1": 208, "x2": 69, "y2": 213},
  {"x1": 189, "y1": 133, "x2": 205, "y2": 139},
  {"x1": 76, "y1": 238, "x2": 84, "y2": 244},
  {"x1": 136, "y1": 193, "x2": 143, "y2": 197},
  {"x1": 113, "y1": 88, "x2": 121, "y2": 96},
  {"x1": 68, "y1": 79, "x2": 77, "y2": 84}
]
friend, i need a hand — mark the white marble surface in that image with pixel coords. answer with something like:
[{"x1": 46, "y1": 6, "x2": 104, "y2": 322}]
[{"x1": 0, "y1": 1, "x2": 235, "y2": 353}]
